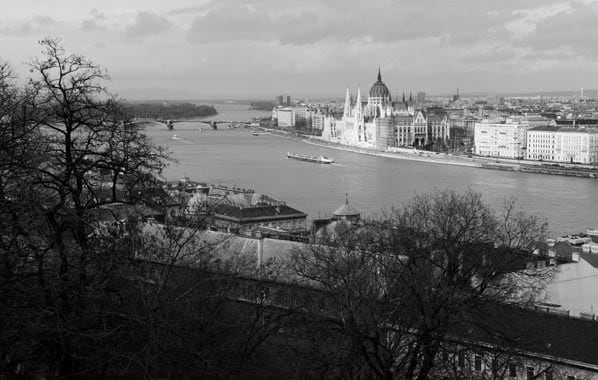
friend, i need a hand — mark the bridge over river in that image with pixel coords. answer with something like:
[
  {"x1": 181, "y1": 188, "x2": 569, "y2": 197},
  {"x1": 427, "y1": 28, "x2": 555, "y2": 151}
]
[{"x1": 131, "y1": 117, "x2": 257, "y2": 130}]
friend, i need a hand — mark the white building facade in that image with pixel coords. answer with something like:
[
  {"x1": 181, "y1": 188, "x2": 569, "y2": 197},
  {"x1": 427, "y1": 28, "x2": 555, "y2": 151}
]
[
  {"x1": 474, "y1": 120, "x2": 531, "y2": 158},
  {"x1": 274, "y1": 108, "x2": 295, "y2": 127},
  {"x1": 526, "y1": 126, "x2": 598, "y2": 164},
  {"x1": 272, "y1": 106, "x2": 315, "y2": 128}
]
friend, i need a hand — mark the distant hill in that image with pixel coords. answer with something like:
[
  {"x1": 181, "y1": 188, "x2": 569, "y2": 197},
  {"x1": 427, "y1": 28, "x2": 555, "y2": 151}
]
[{"x1": 433, "y1": 89, "x2": 598, "y2": 98}]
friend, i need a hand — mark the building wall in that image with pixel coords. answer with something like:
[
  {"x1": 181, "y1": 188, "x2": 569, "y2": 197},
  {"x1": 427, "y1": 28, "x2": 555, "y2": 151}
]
[
  {"x1": 428, "y1": 116, "x2": 450, "y2": 142},
  {"x1": 311, "y1": 113, "x2": 325, "y2": 130},
  {"x1": 276, "y1": 108, "x2": 295, "y2": 127},
  {"x1": 474, "y1": 122, "x2": 529, "y2": 158},
  {"x1": 321, "y1": 116, "x2": 337, "y2": 139},
  {"x1": 527, "y1": 129, "x2": 557, "y2": 161},
  {"x1": 396, "y1": 117, "x2": 413, "y2": 146},
  {"x1": 433, "y1": 347, "x2": 598, "y2": 380},
  {"x1": 413, "y1": 111, "x2": 428, "y2": 146},
  {"x1": 214, "y1": 216, "x2": 306, "y2": 234},
  {"x1": 526, "y1": 128, "x2": 598, "y2": 164},
  {"x1": 555, "y1": 131, "x2": 597, "y2": 164},
  {"x1": 375, "y1": 117, "x2": 395, "y2": 149}
]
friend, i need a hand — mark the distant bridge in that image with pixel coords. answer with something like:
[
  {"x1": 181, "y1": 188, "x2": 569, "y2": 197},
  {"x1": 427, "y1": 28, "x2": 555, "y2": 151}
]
[{"x1": 131, "y1": 118, "x2": 257, "y2": 130}]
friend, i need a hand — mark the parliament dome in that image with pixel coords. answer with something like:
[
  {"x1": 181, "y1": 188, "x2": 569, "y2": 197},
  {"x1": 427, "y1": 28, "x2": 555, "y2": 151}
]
[{"x1": 369, "y1": 68, "x2": 391, "y2": 99}]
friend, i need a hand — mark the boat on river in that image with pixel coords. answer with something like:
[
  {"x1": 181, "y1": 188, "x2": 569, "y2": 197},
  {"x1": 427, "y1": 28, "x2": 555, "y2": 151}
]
[
  {"x1": 172, "y1": 134, "x2": 180, "y2": 140},
  {"x1": 287, "y1": 152, "x2": 334, "y2": 164}
]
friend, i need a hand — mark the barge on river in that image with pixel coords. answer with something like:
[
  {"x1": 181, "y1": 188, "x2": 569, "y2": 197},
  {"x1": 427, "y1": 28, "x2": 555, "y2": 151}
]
[{"x1": 287, "y1": 152, "x2": 334, "y2": 164}]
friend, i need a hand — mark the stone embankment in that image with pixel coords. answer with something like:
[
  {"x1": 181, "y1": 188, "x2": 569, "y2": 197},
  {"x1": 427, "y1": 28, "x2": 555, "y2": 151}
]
[{"x1": 260, "y1": 127, "x2": 598, "y2": 179}]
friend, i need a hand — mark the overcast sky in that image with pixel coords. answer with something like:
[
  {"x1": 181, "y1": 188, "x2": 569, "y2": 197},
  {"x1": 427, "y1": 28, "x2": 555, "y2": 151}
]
[{"x1": 1, "y1": 0, "x2": 597, "y2": 99}]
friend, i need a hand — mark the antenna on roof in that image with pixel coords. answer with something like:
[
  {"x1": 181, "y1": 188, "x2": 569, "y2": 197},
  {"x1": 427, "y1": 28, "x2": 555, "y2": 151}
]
[{"x1": 345, "y1": 192, "x2": 349, "y2": 205}]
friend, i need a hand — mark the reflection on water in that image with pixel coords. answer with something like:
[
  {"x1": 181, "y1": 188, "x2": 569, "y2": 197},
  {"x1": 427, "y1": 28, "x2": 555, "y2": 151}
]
[{"x1": 146, "y1": 107, "x2": 598, "y2": 237}]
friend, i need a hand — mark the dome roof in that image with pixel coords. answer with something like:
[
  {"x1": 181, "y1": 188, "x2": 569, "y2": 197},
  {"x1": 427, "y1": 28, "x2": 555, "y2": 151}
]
[
  {"x1": 333, "y1": 199, "x2": 360, "y2": 217},
  {"x1": 369, "y1": 68, "x2": 391, "y2": 99}
]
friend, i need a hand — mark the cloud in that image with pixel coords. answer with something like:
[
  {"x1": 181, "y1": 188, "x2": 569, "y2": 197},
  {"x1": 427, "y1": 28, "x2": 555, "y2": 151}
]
[
  {"x1": 32, "y1": 16, "x2": 55, "y2": 27},
  {"x1": 462, "y1": 46, "x2": 517, "y2": 63},
  {"x1": 1, "y1": 0, "x2": 595, "y2": 96},
  {"x1": 518, "y1": 1, "x2": 598, "y2": 57},
  {"x1": 167, "y1": 4, "x2": 210, "y2": 16},
  {"x1": 0, "y1": 22, "x2": 33, "y2": 36},
  {"x1": 0, "y1": 15, "x2": 57, "y2": 36},
  {"x1": 185, "y1": 0, "x2": 552, "y2": 46},
  {"x1": 81, "y1": 9, "x2": 107, "y2": 31},
  {"x1": 125, "y1": 11, "x2": 172, "y2": 39}
]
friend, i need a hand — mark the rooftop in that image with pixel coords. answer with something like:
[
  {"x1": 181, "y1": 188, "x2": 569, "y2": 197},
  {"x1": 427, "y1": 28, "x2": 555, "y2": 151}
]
[
  {"x1": 214, "y1": 203, "x2": 307, "y2": 222},
  {"x1": 333, "y1": 197, "x2": 360, "y2": 217},
  {"x1": 529, "y1": 125, "x2": 598, "y2": 133}
]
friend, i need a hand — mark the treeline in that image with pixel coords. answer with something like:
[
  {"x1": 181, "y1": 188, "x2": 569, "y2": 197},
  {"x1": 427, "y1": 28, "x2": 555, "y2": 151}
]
[
  {"x1": 125, "y1": 102, "x2": 217, "y2": 119},
  {"x1": 249, "y1": 100, "x2": 277, "y2": 111}
]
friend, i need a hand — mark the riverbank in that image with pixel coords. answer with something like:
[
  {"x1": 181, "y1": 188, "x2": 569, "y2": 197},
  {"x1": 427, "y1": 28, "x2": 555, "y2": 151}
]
[{"x1": 260, "y1": 127, "x2": 598, "y2": 178}]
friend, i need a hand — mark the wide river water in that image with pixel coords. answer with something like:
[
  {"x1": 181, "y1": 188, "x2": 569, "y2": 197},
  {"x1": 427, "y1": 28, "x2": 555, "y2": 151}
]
[{"x1": 145, "y1": 103, "x2": 598, "y2": 236}]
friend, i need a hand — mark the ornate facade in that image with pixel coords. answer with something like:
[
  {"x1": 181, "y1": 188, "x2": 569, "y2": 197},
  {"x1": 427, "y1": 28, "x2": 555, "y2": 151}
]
[{"x1": 322, "y1": 69, "x2": 449, "y2": 149}]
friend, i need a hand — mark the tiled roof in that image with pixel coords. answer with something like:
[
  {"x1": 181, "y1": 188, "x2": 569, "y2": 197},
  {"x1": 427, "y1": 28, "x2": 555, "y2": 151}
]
[
  {"x1": 460, "y1": 303, "x2": 598, "y2": 367},
  {"x1": 214, "y1": 204, "x2": 307, "y2": 222},
  {"x1": 580, "y1": 252, "x2": 598, "y2": 268},
  {"x1": 529, "y1": 126, "x2": 560, "y2": 132},
  {"x1": 555, "y1": 119, "x2": 598, "y2": 125},
  {"x1": 333, "y1": 202, "x2": 360, "y2": 217},
  {"x1": 94, "y1": 203, "x2": 163, "y2": 222}
]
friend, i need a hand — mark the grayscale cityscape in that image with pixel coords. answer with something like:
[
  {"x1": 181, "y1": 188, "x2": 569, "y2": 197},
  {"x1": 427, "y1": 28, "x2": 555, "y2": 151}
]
[{"x1": 1, "y1": 1, "x2": 597, "y2": 379}]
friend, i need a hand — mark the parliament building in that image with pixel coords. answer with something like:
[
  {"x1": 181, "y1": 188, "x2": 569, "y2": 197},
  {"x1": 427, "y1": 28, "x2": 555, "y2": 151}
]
[{"x1": 322, "y1": 69, "x2": 450, "y2": 149}]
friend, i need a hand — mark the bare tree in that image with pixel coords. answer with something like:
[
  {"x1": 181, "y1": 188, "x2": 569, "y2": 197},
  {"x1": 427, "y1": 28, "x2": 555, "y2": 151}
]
[
  {"x1": 0, "y1": 39, "x2": 171, "y2": 379},
  {"x1": 293, "y1": 189, "x2": 551, "y2": 379},
  {"x1": 1, "y1": 55, "x2": 285, "y2": 374}
]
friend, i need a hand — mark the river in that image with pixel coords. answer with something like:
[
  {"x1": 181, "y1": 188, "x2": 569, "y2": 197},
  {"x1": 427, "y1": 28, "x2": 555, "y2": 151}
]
[{"x1": 145, "y1": 103, "x2": 598, "y2": 236}]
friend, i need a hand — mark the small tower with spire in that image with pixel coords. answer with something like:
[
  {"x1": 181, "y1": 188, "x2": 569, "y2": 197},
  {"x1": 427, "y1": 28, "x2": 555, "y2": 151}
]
[
  {"x1": 355, "y1": 86, "x2": 363, "y2": 121},
  {"x1": 343, "y1": 87, "x2": 352, "y2": 119},
  {"x1": 332, "y1": 193, "x2": 361, "y2": 225}
]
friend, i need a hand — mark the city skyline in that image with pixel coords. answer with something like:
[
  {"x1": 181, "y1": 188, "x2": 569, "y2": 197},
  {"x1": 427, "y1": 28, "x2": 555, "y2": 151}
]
[{"x1": 1, "y1": 0, "x2": 597, "y2": 99}]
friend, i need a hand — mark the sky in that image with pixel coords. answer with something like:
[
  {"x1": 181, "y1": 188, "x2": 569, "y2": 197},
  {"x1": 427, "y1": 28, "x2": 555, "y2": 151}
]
[{"x1": 1, "y1": 0, "x2": 597, "y2": 99}]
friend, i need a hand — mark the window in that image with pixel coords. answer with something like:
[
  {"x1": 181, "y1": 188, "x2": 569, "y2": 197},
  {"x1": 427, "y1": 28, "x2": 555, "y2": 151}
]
[
  {"x1": 458, "y1": 352, "x2": 465, "y2": 368},
  {"x1": 545, "y1": 370, "x2": 553, "y2": 380},
  {"x1": 566, "y1": 376, "x2": 576, "y2": 380},
  {"x1": 509, "y1": 363, "x2": 517, "y2": 377},
  {"x1": 475, "y1": 355, "x2": 482, "y2": 371},
  {"x1": 527, "y1": 367, "x2": 534, "y2": 379}
]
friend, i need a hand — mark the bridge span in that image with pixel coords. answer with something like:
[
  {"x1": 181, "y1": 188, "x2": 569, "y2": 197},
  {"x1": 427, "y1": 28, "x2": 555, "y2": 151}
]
[{"x1": 131, "y1": 118, "x2": 257, "y2": 130}]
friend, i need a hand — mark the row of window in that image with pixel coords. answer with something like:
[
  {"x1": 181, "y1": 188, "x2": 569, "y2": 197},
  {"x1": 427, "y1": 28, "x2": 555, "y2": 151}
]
[{"x1": 444, "y1": 351, "x2": 578, "y2": 380}]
